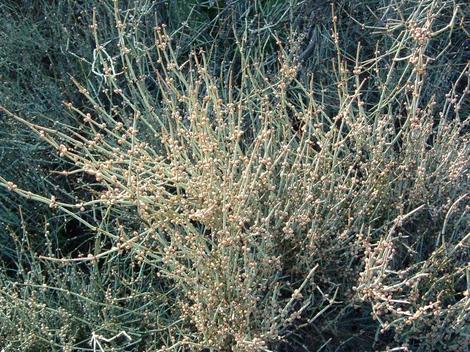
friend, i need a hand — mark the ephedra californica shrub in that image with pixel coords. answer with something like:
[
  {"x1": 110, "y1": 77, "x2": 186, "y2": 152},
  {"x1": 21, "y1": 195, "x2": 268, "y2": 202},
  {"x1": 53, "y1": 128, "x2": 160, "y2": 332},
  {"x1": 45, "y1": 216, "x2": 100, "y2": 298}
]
[{"x1": 0, "y1": 1, "x2": 469, "y2": 351}]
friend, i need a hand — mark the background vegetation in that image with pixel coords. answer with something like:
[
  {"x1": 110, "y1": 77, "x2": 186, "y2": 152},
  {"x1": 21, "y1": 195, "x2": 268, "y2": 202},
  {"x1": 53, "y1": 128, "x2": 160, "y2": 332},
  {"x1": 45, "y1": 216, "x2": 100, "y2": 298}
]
[{"x1": 0, "y1": 0, "x2": 469, "y2": 351}]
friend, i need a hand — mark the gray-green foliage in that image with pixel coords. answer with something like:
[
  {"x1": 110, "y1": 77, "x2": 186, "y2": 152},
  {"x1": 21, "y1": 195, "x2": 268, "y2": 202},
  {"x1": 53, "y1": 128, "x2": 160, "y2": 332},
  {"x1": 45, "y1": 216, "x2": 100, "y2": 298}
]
[{"x1": 0, "y1": 0, "x2": 469, "y2": 351}]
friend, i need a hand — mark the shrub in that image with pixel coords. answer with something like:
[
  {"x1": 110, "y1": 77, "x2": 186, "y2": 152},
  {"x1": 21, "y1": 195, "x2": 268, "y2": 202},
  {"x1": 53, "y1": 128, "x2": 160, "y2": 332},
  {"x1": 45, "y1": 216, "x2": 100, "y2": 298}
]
[{"x1": 0, "y1": 0, "x2": 469, "y2": 351}]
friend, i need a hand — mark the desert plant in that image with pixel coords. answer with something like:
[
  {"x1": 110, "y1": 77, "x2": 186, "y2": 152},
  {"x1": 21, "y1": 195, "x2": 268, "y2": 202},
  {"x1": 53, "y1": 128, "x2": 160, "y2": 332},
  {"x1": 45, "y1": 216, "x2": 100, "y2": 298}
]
[{"x1": 0, "y1": 0, "x2": 469, "y2": 351}]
